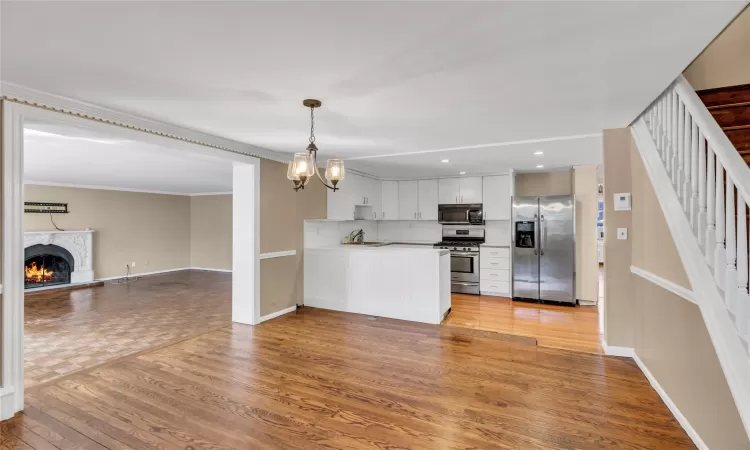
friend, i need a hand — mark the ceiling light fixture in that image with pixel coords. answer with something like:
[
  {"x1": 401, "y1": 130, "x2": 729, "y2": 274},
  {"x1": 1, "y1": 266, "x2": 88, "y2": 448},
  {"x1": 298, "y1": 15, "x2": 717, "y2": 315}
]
[
  {"x1": 534, "y1": 151, "x2": 544, "y2": 155},
  {"x1": 441, "y1": 159, "x2": 450, "y2": 163},
  {"x1": 460, "y1": 172, "x2": 466, "y2": 175},
  {"x1": 536, "y1": 164, "x2": 544, "y2": 168},
  {"x1": 286, "y1": 99, "x2": 344, "y2": 192}
]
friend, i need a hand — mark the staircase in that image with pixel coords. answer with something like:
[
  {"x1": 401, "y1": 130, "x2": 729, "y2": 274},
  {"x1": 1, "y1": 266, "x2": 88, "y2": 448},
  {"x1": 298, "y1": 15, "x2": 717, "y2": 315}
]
[
  {"x1": 697, "y1": 83, "x2": 750, "y2": 161},
  {"x1": 632, "y1": 74, "x2": 750, "y2": 440}
]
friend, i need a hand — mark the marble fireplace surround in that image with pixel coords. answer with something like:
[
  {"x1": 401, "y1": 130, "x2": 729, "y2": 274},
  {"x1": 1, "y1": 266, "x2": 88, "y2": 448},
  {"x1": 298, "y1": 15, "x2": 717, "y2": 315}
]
[{"x1": 24, "y1": 230, "x2": 94, "y2": 283}]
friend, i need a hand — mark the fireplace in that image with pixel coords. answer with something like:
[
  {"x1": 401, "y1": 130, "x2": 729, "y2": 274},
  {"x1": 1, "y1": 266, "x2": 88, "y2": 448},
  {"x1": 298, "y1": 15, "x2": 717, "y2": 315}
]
[{"x1": 24, "y1": 244, "x2": 75, "y2": 289}]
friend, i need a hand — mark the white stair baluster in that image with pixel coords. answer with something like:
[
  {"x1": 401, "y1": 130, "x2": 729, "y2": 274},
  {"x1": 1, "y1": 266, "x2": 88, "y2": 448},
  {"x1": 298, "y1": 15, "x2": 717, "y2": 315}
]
[
  {"x1": 726, "y1": 173, "x2": 737, "y2": 311},
  {"x1": 691, "y1": 118, "x2": 700, "y2": 229},
  {"x1": 706, "y1": 144, "x2": 716, "y2": 266},
  {"x1": 683, "y1": 110, "x2": 692, "y2": 211},
  {"x1": 698, "y1": 131, "x2": 707, "y2": 247},
  {"x1": 716, "y1": 159, "x2": 726, "y2": 288},
  {"x1": 665, "y1": 91, "x2": 672, "y2": 172},
  {"x1": 677, "y1": 99, "x2": 685, "y2": 200},
  {"x1": 672, "y1": 91, "x2": 679, "y2": 186},
  {"x1": 737, "y1": 197, "x2": 749, "y2": 338}
]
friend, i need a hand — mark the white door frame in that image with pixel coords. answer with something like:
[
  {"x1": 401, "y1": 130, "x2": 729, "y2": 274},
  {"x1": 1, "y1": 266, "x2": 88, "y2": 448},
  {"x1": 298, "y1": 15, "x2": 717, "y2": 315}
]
[{"x1": 0, "y1": 100, "x2": 261, "y2": 420}]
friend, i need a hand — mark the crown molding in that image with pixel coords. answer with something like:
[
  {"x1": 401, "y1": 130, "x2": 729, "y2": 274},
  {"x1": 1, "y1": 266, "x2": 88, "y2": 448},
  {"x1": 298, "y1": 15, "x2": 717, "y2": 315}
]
[
  {"x1": 24, "y1": 181, "x2": 219, "y2": 197},
  {"x1": 0, "y1": 81, "x2": 290, "y2": 163}
]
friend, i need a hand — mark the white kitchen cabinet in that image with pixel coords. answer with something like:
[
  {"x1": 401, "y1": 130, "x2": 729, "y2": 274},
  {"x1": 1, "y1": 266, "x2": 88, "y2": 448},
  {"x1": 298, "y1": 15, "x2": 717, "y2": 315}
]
[
  {"x1": 459, "y1": 177, "x2": 483, "y2": 204},
  {"x1": 482, "y1": 175, "x2": 512, "y2": 220},
  {"x1": 327, "y1": 178, "x2": 356, "y2": 219},
  {"x1": 366, "y1": 176, "x2": 382, "y2": 220},
  {"x1": 438, "y1": 178, "x2": 461, "y2": 204},
  {"x1": 418, "y1": 179, "x2": 438, "y2": 220},
  {"x1": 381, "y1": 181, "x2": 399, "y2": 221},
  {"x1": 479, "y1": 246, "x2": 511, "y2": 296},
  {"x1": 398, "y1": 180, "x2": 419, "y2": 220},
  {"x1": 438, "y1": 177, "x2": 482, "y2": 204}
]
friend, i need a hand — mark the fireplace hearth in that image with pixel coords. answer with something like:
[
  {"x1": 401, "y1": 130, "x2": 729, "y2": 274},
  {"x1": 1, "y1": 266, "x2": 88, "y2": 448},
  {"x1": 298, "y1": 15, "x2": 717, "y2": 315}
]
[{"x1": 24, "y1": 244, "x2": 74, "y2": 289}]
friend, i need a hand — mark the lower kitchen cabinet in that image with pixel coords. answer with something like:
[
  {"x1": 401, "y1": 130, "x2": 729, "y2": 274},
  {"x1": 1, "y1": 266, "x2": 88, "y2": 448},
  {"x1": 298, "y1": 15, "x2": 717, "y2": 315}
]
[{"x1": 479, "y1": 247, "x2": 511, "y2": 296}]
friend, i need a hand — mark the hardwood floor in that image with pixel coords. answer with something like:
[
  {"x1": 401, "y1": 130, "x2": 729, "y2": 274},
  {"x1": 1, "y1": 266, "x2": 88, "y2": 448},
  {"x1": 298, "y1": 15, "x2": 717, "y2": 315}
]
[
  {"x1": 24, "y1": 270, "x2": 231, "y2": 387},
  {"x1": 4, "y1": 307, "x2": 693, "y2": 449},
  {"x1": 445, "y1": 294, "x2": 604, "y2": 354}
]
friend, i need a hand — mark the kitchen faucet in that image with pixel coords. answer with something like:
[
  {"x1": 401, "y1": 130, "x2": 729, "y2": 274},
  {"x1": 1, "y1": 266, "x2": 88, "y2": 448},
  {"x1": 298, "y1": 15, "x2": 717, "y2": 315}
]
[{"x1": 348, "y1": 229, "x2": 365, "y2": 244}]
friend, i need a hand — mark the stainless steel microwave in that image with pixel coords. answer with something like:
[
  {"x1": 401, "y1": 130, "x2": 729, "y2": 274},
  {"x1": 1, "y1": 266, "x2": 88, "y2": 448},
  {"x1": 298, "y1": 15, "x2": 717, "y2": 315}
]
[{"x1": 438, "y1": 204, "x2": 484, "y2": 225}]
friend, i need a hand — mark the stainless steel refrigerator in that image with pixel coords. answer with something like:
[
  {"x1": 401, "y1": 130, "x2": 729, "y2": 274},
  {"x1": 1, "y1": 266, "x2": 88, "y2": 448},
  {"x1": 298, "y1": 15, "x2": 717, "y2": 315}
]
[{"x1": 512, "y1": 196, "x2": 576, "y2": 304}]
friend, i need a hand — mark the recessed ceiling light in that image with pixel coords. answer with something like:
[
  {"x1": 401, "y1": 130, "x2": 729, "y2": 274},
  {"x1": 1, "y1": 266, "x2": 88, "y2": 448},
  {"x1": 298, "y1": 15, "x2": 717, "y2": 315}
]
[
  {"x1": 441, "y1": 159, "x2": 450, "y2": 163},
  {"x1": 536, "y1": 164, "x2": 544, "y2": 168},
  {"x1": 534, "y1": 151, "x2": 544, "y2": 155},
  {"x1": 459, "y1": 171, "x2": 466, "y2": 175}
]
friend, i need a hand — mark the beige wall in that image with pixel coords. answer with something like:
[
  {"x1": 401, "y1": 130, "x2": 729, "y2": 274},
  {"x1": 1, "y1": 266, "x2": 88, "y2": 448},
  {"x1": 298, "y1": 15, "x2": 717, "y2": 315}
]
[
  {"x1": 24, "y1": 185, "x2": 191, "y2": 279},
  {"x1": 683, "y1": 6, "x2": 750, "y2": 90},
  {"x1": 603, "y1": 127, "x2": 749, "y2": 448},
  {"x1": 190, "y1": 195, "x2": 232, "y2": 270},
  {"x1": 573, "y1": 165, "x2": 599, "y2": 303},
  {"x1": 603, "y1": 129, "x2": 635, "y2": 348},
  {"x1": 187, "y1": 159, "x2": 327, "y2": 317},
  {"x1": 515, "y1": 171, "x2": 572, "y2": 197}
]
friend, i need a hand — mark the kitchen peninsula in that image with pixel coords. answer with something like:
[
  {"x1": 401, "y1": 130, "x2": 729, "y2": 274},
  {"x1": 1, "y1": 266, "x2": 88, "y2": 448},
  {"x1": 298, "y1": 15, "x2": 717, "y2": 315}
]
[{"x1": 304, "y1": 243, "x2": 451, "y2": 324}]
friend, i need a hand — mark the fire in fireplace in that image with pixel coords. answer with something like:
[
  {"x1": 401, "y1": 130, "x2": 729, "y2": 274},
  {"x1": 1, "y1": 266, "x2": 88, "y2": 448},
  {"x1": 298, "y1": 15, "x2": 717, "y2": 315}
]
[{"x1": 24, "y1": 244, "x2": 74, "y2": 289}]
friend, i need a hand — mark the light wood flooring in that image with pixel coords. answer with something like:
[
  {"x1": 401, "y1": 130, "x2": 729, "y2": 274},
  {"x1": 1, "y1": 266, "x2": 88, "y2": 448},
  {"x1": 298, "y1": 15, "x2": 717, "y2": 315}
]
[
  {"x1": 24, "y1": 271, "x2": 231, "y2": 387},
  {"x1": 4, "y1": 306, "x2": 694, "y2": 449},
  {"x1": 444, "y1": 294, "x2": 604, "y2": 354}
]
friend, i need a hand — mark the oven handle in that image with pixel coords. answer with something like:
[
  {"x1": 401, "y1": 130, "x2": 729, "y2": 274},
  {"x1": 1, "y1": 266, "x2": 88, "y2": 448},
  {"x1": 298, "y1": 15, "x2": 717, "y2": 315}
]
[{"x1": 450, "y1": 252, "x2": 479, "y2": 257}]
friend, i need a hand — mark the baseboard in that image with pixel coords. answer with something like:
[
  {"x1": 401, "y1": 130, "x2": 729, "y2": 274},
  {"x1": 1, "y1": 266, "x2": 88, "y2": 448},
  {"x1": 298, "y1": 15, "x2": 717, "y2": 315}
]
[
  {"x1": 0, "y1": 386, "x2": 17, "y2": 421},
  {"x1": 96, "y1": 267, "x2": 191, "y2": 281},
  {"x1": 258, "y1": 305, "x2": 297, "y2": 324},
  {"x1": 633, "y1": 353, "x2": 708, "y2": 450},
  {"x1": 601, "y1": 340, "x2": 634, "y2": 357},
  {"x1": 189, "y1": 267, "x2": 232, "y2": 273}
]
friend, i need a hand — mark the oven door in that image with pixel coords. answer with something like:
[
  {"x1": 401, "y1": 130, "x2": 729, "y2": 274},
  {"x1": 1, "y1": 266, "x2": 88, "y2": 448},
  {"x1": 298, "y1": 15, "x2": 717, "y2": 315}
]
[{"x1": 450, "y1": 252, "x2": 479, "y2": 283}]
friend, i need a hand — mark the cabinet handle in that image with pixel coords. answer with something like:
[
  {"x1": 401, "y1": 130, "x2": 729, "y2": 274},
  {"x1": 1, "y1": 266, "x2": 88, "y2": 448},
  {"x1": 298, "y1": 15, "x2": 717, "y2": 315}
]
[
  {"x1": 373, "y1": 212, "x2": 376, "y2": 219},
  {"x1": 414, "y1": 212, "x2": 417, "y2": 219},
  {"x1": 456, "y1": 195, "x2": 458, "y2": 203},
  {"x1": 461, "y1": 196, "x2": 464, "y2": 203}
]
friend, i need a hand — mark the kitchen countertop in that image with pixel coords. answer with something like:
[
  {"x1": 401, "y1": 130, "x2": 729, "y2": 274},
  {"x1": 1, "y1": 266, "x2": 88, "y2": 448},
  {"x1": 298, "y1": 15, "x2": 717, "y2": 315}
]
[
  {"x1": 307, "y1": 243, "x2": 450, "y2": 256},
  {"x1": 480, "y1": 243, "x2": 511, "y2": 248}
]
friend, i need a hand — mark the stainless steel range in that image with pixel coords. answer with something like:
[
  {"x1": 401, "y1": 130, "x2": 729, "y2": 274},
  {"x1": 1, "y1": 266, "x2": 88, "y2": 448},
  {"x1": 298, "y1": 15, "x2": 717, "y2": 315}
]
[{"x1": 434, "y1": 228, "x2": 485, "y2": 295}]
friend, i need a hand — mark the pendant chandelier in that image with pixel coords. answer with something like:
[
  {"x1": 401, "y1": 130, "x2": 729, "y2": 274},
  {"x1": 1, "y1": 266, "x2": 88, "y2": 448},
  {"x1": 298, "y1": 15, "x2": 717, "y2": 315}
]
[{"x1": 286, "y1": 99, "x2": 344, "y2": 191}]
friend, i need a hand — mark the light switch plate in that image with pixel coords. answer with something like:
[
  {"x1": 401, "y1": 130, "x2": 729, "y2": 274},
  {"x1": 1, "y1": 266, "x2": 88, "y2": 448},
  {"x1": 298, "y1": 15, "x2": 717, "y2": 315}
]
[{"x1": 617, "y1": 228, "x2": 628, "y2": 240}]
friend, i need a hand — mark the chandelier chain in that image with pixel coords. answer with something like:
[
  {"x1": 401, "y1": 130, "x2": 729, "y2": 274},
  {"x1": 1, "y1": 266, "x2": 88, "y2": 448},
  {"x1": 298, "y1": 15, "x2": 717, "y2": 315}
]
[{"x1": 309, "y1": 107, "x2": 316, "y2": 144}]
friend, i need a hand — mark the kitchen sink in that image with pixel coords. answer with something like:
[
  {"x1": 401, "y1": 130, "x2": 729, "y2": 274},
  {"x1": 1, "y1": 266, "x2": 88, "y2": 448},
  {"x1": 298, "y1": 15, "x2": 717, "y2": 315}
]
[{"x1": 343, "y1": 241, "x2": 390, "y2": 247}]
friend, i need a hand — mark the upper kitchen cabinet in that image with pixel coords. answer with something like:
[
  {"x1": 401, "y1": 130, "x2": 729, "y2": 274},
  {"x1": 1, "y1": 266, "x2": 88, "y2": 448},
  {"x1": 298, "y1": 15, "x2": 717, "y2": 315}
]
[
  {"x1": 418, "y1": 179, "x2": 439, "y2": 220},
  {"x1": 482, "y1": 175, "x2": 512, "y2": 220},
  {"x1": 459, "y1": 177, "x2": 483, "y2": 204},
  {"x1": 438, "y1": 177, "x2": 482, "y2": 204},
  {"x1": 398, "y1": 180, "x2": 419, "y2": 220},
  {"x1": 366, "y1": 176, "x2": 382, "y2": 220},
  {"x1": 438, "y1": 178, "x2": 461, "y2": 204},
  {"x1": 327, "y1": 177, "x2": 356, "y2": 219},
  {"x1": 381, "y1": 181, "x2": 399, "y2": 221}
]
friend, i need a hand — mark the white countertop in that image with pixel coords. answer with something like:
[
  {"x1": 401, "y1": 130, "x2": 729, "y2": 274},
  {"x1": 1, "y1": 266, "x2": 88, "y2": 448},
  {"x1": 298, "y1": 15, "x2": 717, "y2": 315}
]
[
  {"x1": 481, "y1": 242, "x2": 511, "y2": 248},
  {"x1": 307, "y1": 243, "x2": 449, "y2": 256}
]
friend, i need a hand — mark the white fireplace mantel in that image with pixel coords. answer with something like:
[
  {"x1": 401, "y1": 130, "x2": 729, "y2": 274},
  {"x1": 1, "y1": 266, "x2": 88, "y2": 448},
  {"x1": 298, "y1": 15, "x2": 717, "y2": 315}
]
[{"x1": 24, "y1": 230, "x2": 94, "y2": 283}]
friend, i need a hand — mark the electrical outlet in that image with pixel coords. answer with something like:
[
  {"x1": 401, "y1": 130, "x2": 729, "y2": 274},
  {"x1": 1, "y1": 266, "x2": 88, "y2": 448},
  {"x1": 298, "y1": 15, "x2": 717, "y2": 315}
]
[{"x1": 131, "y1": 261, "x2": 136, "y2": 267}]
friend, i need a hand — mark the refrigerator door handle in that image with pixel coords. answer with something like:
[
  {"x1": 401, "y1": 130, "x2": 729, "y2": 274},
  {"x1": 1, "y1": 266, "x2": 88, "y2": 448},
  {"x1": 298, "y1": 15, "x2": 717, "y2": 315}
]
[
  {"x1": 540, "y1": 215, "x2": 545, "y2": 255},
  {"x1": 533, "y1": 214, "x2": 538, "y2": 256}
]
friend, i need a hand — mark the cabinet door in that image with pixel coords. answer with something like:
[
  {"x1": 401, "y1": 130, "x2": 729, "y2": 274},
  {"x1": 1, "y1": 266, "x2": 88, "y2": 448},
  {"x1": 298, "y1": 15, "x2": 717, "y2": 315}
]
[
  {"x1": 438, "y1": 178, "x2": 461, "y2": 204},
  {"x1": 418, "y1": 179, "x2": 439, "y2": 220},
  {"x1": 381, "y1": 181, "x2": 399, "y2": 220},
  {"x1": 398, "y1": 180, "x2": 419, "y2": 220},
  {"x1": 327, "y1": 178, "x2": 355, "y2": 219},
  {"x1": 459, "y1": 177, "x2": 483, "y2": 204},
  {"x1": 368, "y1": 177, "x2": 382, "y2": 220},
  {"x1": 482, "y1": 175, "x2": 511, "y2": 220},
  {"x1": 349, "y1": 173, "x2": 366, "y2": 205}
]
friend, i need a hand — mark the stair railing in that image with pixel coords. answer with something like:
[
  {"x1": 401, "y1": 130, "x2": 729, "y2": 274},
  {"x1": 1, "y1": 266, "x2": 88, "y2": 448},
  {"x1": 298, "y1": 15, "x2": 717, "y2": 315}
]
[{"x1": 642, "y1": 74, "x2": 750, "y2": 344}]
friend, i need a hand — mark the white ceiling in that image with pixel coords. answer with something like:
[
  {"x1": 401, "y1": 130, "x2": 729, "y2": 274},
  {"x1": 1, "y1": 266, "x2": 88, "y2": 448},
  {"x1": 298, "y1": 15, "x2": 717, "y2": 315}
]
[
  {"x1": 1, "y1": 2, "x2": 746, "y2": 178},
  {"x1": 24, "y1": 122, "x2": 233, "y2": 195}
]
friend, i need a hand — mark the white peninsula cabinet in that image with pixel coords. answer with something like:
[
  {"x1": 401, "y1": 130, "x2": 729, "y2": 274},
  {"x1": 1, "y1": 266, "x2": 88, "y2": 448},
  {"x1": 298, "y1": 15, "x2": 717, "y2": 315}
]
[
  {"x1": 438, "y1": 177, "x2": 482, "y2": 204},
  {"x1": 482, "y1": 175, "x2": 512, "y2": 220}
]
